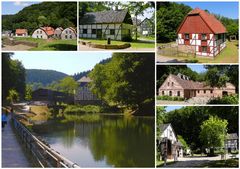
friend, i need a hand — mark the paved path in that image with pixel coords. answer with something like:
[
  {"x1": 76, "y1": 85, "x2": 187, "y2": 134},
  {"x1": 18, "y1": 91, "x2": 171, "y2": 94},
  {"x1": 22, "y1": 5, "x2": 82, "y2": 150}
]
[
  {"x1": 2, "y1": 116, "x2": 32, "y2": 167},
  {"x1": 2, "y1": 44, "x2": 33, "y2": 51},
  {"x1": 156, "y1": 55, "x2": 183, "y2": 63},
  {"x1": 163, "y1": 155, "x2": 235, "y2": 168}
]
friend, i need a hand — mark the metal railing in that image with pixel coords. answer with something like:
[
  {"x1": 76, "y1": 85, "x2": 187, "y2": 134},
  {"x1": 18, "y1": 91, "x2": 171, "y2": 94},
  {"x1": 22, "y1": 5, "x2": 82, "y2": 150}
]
[{"x1": 11, "y1": 113, "x2": 80, "y2": 168}]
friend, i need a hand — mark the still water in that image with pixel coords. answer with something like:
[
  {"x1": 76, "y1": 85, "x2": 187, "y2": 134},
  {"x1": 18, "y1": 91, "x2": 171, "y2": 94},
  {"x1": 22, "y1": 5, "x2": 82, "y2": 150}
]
[{"x1": 32, "y1": 115, "x2": 155, "y2": 167}]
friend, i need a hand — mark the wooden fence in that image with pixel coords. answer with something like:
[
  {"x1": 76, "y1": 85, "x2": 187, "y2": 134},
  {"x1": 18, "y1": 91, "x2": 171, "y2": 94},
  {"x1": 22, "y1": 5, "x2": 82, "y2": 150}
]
[{"x1": 12, "y1": 113, "x2": 80, "y2": 168}]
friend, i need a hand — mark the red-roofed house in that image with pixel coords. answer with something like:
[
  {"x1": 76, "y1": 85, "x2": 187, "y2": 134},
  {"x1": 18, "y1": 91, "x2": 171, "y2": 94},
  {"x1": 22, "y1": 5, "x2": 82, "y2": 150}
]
[
  {"x1": 32, "y1": 27, "x2": 55, "y2": 39},
  {"x1": 15, "y1": 29, "x2": 28, "y2": 37},
  {"x1": 177, "y1": 8, "x2": 227, "y2": 57}
]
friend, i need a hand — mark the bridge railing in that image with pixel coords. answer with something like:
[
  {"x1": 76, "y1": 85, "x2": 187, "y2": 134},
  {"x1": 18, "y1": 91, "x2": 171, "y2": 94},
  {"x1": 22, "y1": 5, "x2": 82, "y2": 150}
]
[{"x1": 11, "y1": 113, "x2": 80, "y2": 168}]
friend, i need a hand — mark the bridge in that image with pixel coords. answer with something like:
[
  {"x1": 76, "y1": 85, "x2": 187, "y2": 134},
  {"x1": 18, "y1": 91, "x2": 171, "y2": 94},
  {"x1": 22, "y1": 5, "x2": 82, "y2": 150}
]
[{"x1": 2, "y1": 112, "x2": 80, "y2": 168}]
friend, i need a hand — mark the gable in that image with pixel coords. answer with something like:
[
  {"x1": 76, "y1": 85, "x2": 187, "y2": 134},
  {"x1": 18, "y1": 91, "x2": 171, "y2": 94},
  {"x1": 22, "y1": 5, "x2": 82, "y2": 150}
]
[
  {"x1": 160, "y1": 125, "x2": 177, "y2": 142},
  {"x1": 159, "y1": 75, "x2": 184, "y2": 90}
]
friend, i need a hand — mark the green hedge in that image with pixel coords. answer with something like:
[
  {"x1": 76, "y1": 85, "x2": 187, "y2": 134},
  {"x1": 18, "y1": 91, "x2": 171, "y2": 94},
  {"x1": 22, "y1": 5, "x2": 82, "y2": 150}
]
[
  {"x1": 157, "y1": 95, "x2": 184, "y2": 101},
  {"x1": 64, "y1": 105, "x2": 102, "y2": 114},
  {"x1": 208, "y1": 94, "x2": 239, "y2": 104}
]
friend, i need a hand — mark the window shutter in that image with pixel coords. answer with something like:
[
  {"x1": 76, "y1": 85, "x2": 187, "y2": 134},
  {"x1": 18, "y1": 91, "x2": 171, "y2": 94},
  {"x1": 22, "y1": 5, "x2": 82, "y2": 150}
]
[
  {"x1": 190, "y1": 34, "x2": 192, "y2": 39},
  {"x1": 207, "y1": 34, "x2": 210, "y2": 40},
  {"x1": 198, "y1": 34, "x2": 202, "y2": 40},
  {"x1": 207, "y1": 46, "x2": 210, "y2": 53}
]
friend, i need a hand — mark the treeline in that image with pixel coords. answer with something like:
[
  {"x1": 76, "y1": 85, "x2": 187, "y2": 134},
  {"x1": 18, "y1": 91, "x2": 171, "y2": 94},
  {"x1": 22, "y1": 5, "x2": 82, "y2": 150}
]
[
  {"x1": 157, "y1": 65, "x2": 238, "y2": 93},
  {"x1": 2, "y1": 2, "x2": 77, "y2": 34},
  {"x1": 89, "y1": 53, "x2": 155, "y2": 116},
  {"x1": 157, "y1": 106, "x2": 238, "y2": 151},
  {"x1": 157, "y1": 2, "x2": 239, "y2": 42},
  {"x1": 2, "y1": 53, "x2": 25, "y2": 103}
]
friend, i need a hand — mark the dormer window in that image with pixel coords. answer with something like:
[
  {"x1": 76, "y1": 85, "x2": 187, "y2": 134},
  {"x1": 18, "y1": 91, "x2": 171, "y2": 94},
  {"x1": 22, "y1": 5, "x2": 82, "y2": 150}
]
[
  {"x1": 202, "y1": 34, "x2": 207, "y2": 40},
  {"x1": 172, "y1": 82, "x2": 174, "y2": 86},
  {"x1": 185, "y1": 33, "x2": 190, "y2": 39},
  {"x1": 168, "y1": 82, "x2": 170, "y2": 86}
]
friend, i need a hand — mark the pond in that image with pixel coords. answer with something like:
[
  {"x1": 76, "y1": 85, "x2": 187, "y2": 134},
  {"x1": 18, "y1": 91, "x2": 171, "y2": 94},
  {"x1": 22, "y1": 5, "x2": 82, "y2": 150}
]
[{"x1": 32, "y1": 115, "x2": 155, "y2": 167}]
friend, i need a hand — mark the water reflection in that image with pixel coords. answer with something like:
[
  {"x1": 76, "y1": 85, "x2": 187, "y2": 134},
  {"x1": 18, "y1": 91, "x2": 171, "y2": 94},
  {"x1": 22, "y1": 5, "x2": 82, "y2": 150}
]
[{"x1": 32, "y1": 115, "x2": 154, "y2": 167}]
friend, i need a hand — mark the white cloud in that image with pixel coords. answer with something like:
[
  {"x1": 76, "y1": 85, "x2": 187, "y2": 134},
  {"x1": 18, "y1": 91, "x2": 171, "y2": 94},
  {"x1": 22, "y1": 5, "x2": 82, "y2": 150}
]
[{"x1": 13, "y1": 1, "x2": 30, "y2": 7}]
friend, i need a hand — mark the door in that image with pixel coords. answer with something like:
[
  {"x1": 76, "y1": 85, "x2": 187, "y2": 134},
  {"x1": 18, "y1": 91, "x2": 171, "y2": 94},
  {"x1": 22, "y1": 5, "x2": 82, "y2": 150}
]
[
  {"x1": 97, "y1": 29, "x2": 102, "y2": 39},
  {"x1": 222, "y1": 91, "x2": 228, "y2": 96}
]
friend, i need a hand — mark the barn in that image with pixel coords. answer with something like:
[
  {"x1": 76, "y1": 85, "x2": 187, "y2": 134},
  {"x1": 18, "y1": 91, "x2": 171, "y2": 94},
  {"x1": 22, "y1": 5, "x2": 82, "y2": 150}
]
[
  {"x1": 32, "y1": 27, "x2": 55, "y2": 39},
  {"x1": 15, "y1": 29, "x2": 28, "y2": 37},
  {"x1": 61, "y1": 27, "x2": 77, "y2": 40},
  {"x1": 54, "y1": 27, "x2": 63, "y2": 39},
  {"x1": 157, "y1": 123, "x2": 183, "y2": 160},
  {"x1": 177, "y1": 8, "x2": 227, "y2": 57},
  {"x1": 74, "y1": 76, "x2": 102, "y2": 105},
  {"x1": 225, "y1": 133, "x2": 239, "y2": 153},
  {"x1": 138, "y1": 18, "x2": 154, "y2": 35},
  {"x1": 159, "y1": 73, "x2": 235, "y2": 99},
  {"x1": 79, "y1": 9, "x2": 133, "y2": 40}
]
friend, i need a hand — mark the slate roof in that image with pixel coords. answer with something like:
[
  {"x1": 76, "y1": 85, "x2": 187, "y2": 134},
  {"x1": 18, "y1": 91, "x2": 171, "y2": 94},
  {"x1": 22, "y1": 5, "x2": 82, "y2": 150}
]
[
  {"x1": 177, "y1": 8, "x2": 226, "y2": 34},
  {"x1": 227, "y1": 133, "x2": 239, "y2": 140},
  {"x1": 77, "y1": 76, "x2": 92, "y2": 83},
  {"x1": 16, "y1": 29, "x2": 28, "y2": 34},
  {"x1": 80, "y1": 9, "x2": 133, "y2": 25}
]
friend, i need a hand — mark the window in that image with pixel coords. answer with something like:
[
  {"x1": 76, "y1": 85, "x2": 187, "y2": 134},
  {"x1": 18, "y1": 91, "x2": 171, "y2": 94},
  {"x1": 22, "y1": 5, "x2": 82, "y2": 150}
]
[
  {"x1": 204, "y1": 90, "x2": 206, "y2": 94},
  {"x1": 36, "y1": 35, "x2": 38, "y2": 38},
  {"x1": 177, "y1": 91, "x2": 180, "y2": 96},
  {"x1": 37, "y1": 31, "x2": 39, "y2": 34},
  {"x1": 162, "y1": 91, "x2": 164, "y2": 95},
  {"x1": 40, "y1": 35, "x2": 42, "y2": 38},
  {"x1": 168, "y1": 82, "x2": 170, "y2": 86},
  {"x1": 40, "y1": 31, "x2": 42, "y2": 34},
  {"x1": 198, "y1": 90, "x2": 200, "y2": 93},
  {"x1": 202, "y1": 46, "x2": 207, "y2": 52},
  {"x1": 92, "y1": 29, "x2": 96, "y2": 34},
  {"x1": 65, "y1": 35, "x2": 68, "y2": 39},
  {"x1": 169, "y1": 91, "x2": 172, "y2": 96},
  {"x1": 172, "y1": 82, "x2": 174, "y2": 86},
  {"x1": 110, "y1": 29, "x2": 115, "y2": 35},
  {"x1": 210, "y1": 90, "x2": 213, "y2": 93},
  {"x1": 185, "y1": 33, "x2": 189, "y2": 39},
  {"x1": 202, "y1": 34, "x2": 207, "y2": 40},
  {"x1": 66, "y1": 30, "x2": 68, "y2": 34},
  {"x1": 70, "y1": 35, "x2": 72, "y2": 39},
  {"x1": 83, "y1": 29, "x2": 87, "y2": 34}
]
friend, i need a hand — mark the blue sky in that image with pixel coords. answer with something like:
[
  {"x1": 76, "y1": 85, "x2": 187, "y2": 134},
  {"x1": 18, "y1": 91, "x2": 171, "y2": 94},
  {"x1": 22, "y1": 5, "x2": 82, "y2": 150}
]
[
  {"x1": 178, "y1": 2, "x2": 239, "y2": 19},
  {"x1": 2, "y1": 1, "x2": 40, "y2": 15},
  {"x1": 12, "y1": 52, "x2": 112, "y2": 75},
  {"x1": 187, "y1": 65, "x2": 206, "y2": 73},
  {"x1": 165, "y1": 106, "x2": 183, "y2": 112}
]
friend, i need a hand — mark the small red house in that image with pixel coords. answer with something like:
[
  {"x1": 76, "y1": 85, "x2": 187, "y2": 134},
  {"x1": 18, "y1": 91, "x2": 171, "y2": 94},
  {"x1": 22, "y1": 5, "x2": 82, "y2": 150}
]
[
  {"x1": 15, "y1": 29, "x2": 28, "y2": 37},
  {"x1": 177, "y1": 8, "x2": 227, "y2": 57}
]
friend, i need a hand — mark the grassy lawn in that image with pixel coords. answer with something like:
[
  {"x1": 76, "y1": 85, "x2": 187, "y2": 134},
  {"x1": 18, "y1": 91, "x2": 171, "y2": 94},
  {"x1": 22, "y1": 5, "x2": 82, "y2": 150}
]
[
  {"x1": 158, "y1": 41, "x2": 238, "y2": 63},
  {"x1": 138, "y1": 35, "x2": 155, "y2": 41},
  {"x1": 15, "y1": 37, "x2": 77, "y2": 51},
  {"x1": 29, "y1": 106, "x2": 51, "y2": 121},
  {"x1": 201, "y1": 159, "x2": 239, "y2": 168},
  {"x1": 80, "y1": 38, "x2": 155, "y2": 48}
]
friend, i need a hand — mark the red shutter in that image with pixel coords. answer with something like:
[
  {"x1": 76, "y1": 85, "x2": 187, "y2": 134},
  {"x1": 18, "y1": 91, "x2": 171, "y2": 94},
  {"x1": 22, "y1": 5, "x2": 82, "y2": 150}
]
[
  {"x1": 207, "y1": 46, "x2": 210, "y2": 53},
  {"x1": 207, "y1": 34, "x2": 210, "y2": 40},
  {"x1": 182, "y1": 34, "x2": 185, "y2": 39},
  {"x1": 198, "y1": 34, "x2": 202, "y2": 40},
  {"x1": 190, "y1": 34, "x2": 192, "y2": 39},
  {"x1": 199, "y1": 46, "x2": 202, "y2": 52}
]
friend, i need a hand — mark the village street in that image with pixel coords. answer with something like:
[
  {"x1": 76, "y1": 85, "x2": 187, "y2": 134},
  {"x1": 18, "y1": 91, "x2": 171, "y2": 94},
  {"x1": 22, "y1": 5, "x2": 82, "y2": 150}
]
[{"x1": 163, "y1": 154, "x2": 238, "y2": 168}]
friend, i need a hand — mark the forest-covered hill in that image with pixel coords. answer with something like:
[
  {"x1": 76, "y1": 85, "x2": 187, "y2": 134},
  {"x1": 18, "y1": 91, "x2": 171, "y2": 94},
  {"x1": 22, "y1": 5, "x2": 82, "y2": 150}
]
[{"x1": 2, "y1": 2, "x2": 77, "y2": 34}]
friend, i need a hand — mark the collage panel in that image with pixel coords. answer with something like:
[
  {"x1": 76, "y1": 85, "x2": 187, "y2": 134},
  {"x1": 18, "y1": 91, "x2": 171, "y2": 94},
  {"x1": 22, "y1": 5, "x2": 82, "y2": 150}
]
[
  {"x1": 156, "y1": 64, "x2": 238, "y2": 105},
  {"x1": 156, "y1": 1, "x2": 239, "y2": 63},
  {"x1": 2, "y1": 1, "x2": 77, "y2": 51},
  {"x1": 2, "y1": 52, "x2": 155, "y2": 167},
  {"x1": 156, "y1": 106, "x2": 239, "y2": 167},
  {"x1": 79, "y1": 1, "x2": 155, "y2": 51}
]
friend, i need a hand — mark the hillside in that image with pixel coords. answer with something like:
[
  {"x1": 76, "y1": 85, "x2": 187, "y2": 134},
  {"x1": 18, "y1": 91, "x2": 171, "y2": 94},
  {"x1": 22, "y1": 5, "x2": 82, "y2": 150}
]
[
  {"x1": 2, "y1": 2, "x2": 77, "y2": 34},
  {"x1": 26, "y1": 69, "x2": 68, "y2": 86}
]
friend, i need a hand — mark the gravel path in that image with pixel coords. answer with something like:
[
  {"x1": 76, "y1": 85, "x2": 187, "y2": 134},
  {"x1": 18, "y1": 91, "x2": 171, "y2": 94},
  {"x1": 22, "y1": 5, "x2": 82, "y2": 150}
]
[{"x1": 2, "y1": 44, "x2": 33, "y2": 51}]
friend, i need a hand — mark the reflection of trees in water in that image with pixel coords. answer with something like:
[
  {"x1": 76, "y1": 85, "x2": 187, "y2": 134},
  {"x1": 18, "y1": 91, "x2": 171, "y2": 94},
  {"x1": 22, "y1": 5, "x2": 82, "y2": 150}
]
[{"x1": 87, "y1": 116, "x2": 155, "y2": 167}]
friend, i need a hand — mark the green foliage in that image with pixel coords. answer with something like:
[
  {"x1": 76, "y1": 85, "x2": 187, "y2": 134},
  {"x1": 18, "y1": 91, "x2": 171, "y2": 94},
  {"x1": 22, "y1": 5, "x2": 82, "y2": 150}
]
[
  {"x1": 64, "y1": 105, "x2": 102, "y2": 114},
  {"x1": 157, "y1": 95, "x2": 184, "y2": 101},
  {"x1": 156, "y1": 2, "x2": 192, "y2": 42},
  {"x1": 156, "y1": 107, "x2": 166, "y2": 137},
  {"x1": 25, "y1": 84, "x2": 32, "y2": 101},
  {"x1": 26, "y1": 69, "x2": 67, "y2": 86},
  {"x1": 199, "y1": 116, "x2": 228, "y2": 155},
  {"x1": 89, "y1": 53, "x2": 154, "y2": 115},
  {"x1": 6, "y1": 89, "x2": 20, "y2": 103},
  {"x1": 208, "y1": 95, "x2": 239, "y2": 104},
  {"x1": 177, "y1": 135, "x2": 189, "y2": 150},
  {"x1": 2, "y1": 2, "x2": 77, "y2": 34},
  {"x1": 2, "y1": 53, "x2": 25, "y2": 101}
]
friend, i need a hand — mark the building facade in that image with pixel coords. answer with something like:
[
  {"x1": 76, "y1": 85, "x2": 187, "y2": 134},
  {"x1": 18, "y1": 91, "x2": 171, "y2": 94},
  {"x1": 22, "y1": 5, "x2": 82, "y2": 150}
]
[
  {"x1": 74, "y1": 76, "x2": 102, "y2": 105},
  {"x1": 225, "y1": 133, "x2": 239, "y2": 153},
  {"x1": 54, "y1": 27, "x2": 63, "y2": 39},
  {"x1": 32, "y1": 27, "x2": 55, "y2": 39},
  {"x1": 138, "y1": 18, "x2": 154, "y2": 35},
  {"x1": 15, "y1": 29, "x2": 28, "y2": 37},
  {"x1": 159, "y1": 73, "x2": 235, "y2": 99},
  {"x1": 61, "y1": 27, "x2": 77, "y2": 40},
  {"x1": 177, "y1": 8, "x2": 227, "y2": 57},
  {"x1": 79, "y1": 10, "x2": 133, "y2": 40}
]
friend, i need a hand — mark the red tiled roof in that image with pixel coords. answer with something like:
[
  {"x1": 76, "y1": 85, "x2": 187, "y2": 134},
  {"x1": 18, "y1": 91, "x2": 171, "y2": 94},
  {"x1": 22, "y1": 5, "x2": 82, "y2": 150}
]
[
  {"x1": 41, "y1": 27, "x2": 55, "y2": 36},
  {"x1": 16, "y1": 29, "x2": 27, "y2": 34},
  {"x1": 177, "y1": 8, "x2": 226, "y2": 34}
]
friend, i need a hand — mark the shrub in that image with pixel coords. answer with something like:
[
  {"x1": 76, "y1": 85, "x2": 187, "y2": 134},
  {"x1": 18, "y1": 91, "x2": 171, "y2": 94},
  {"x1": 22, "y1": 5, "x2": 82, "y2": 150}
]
[
  {"x1": 64, "y1": 105, "x2": 102, "y2": 114},
  {"x1": 122, "y1": 35, "x2": 133, "y2": 42},
  {"x1": 208, "y1": 94, "x2": 238, "y2": 104},
  {"x1": 157, "y1": 95, "x2": 184, "y2": 101}
]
